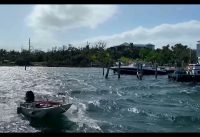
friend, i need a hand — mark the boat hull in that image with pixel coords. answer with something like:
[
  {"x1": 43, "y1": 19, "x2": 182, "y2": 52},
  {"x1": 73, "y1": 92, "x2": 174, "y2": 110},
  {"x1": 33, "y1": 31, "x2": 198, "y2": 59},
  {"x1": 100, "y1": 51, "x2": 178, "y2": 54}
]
[
  {"x1": 110, "y1": 67, "x2": 168, "y2": 75},
  {"x1": 18, "y1": 103, "x2": 72, "y2": 118}
]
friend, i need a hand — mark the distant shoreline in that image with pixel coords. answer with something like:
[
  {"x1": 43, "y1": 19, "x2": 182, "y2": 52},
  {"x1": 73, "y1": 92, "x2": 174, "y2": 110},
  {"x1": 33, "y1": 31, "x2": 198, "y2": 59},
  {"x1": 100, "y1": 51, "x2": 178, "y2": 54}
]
[
  {"x1": 0, "y1": 61, "x2": 104, "y2": 67},
  {"x1": 0, "y1": 64, "x2": 102, "y2": 68}
]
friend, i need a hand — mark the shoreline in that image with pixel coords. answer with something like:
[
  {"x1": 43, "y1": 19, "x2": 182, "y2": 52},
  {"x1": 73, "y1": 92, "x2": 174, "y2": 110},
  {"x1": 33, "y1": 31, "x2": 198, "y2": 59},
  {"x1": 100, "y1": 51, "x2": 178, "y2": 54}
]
[{"x1": 0, "y1": 65, "x2": 102, "y2": 68}]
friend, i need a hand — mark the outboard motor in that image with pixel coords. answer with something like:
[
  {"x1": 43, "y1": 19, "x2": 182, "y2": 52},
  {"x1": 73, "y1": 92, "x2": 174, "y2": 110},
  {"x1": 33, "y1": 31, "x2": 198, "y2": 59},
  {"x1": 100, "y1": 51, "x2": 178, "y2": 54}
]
[{"x1": 25, "y1": 91, "x2": 35, "y2": 103}]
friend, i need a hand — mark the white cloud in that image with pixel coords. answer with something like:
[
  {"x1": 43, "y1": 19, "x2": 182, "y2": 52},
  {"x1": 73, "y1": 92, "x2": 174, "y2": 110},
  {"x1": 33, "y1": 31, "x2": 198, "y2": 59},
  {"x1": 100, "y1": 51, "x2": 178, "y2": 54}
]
[
  {"x1": 26, "y1": 5, "x2": 200, "y2": 50},
  {"x1": 26, "y1": 5, "x2": 118, "y2": 50},
  {"x1": 76, "y1": 20, "x2": 200, "y2": 49},
  {"x1": 26, "y1": 5, "x2": 118, "y2": 31}
]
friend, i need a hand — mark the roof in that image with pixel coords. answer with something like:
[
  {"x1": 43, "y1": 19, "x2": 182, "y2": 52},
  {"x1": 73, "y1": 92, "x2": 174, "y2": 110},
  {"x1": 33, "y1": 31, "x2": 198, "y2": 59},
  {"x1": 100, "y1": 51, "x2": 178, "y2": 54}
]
[
  {"x1": 120, "y1": 42, "x2": 130, "y2": 46},
  {"x1": 109, "y1": 42, "x2": 155, "y2": 49}
]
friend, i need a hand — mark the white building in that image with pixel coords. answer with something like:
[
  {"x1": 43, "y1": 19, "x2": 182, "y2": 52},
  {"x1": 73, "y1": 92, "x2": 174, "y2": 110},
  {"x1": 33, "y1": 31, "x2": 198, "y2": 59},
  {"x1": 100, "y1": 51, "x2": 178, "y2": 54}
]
[
  {"x1": 133, "y1": 43, "x2": 155, "y2": 50},
  {"x1": 115, "y1": 42, "x2": 155, "y2": 50},
  {"x1": 197, "y1": 41, "x2": 200, "y2": 64}
]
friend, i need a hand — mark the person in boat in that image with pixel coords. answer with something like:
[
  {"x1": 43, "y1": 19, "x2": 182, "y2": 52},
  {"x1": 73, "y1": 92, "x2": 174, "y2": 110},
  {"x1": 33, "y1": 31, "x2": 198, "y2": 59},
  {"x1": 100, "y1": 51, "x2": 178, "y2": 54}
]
[{"x1": 25, "y1": 91, "x2": 35, "y2": 103}]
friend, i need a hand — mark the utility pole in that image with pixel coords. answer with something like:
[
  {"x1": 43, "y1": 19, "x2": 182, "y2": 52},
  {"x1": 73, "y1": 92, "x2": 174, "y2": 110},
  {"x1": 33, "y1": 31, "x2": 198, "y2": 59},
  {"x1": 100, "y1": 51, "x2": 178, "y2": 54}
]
[
  {"x1": 29, "y1": 38, "x2": 31, "y2": 53},
  {"x1": 25, "y1": 38, "x2": 31, "y2": 70}
]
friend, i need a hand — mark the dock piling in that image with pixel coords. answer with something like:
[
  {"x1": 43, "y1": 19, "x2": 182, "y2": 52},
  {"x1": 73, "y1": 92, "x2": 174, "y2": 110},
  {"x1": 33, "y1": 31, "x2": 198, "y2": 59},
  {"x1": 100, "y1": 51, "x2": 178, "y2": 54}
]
[
  {"x1": 155, "y1": 63, "x2": 157, "y2": 79},
  {"x1": 105, "y1": 67, "x2": 110, "y2": 79},
  {"x1": 103, "y1": 66, "x2": 105, "y2": 76},
  {"x1": 137, "y1": 63, "x2": 143, "y2": 80},
  {"x1": 118, "y1": 61, "x2": 121, "y2": 79},
  {"x1": 140, "y1": 64, "x2": 143, "y2": 80},
  {"x1": 136, "y1": 63, "x2": 139, "y2": 79}
]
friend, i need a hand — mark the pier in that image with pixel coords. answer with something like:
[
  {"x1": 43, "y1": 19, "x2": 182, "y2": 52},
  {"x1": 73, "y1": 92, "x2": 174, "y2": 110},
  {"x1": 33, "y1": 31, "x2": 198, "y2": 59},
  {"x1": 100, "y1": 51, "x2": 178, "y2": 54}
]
[
  {"x1": 168, "y1": 41, "x2": 200, "y2": 82},
  {"x1": 168, "y1": 73, "x2": 200, "y2": 82},
  {"x1": 168, "y1": 63, "x2": 200, "y2": 82}
]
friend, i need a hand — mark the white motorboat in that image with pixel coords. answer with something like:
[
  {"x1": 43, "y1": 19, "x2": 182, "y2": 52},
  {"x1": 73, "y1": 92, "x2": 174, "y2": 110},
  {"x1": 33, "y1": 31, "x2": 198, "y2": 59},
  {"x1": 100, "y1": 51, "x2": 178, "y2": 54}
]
[
  {"x1": 17, "y1": 91, "x2": 72, "y2": 118},
  {"x1": 17, "y1": 101, "x2": 72, "y2": 118},
  {"x1": 186, "y1": 63, "x2": 200, "y2": 75}
]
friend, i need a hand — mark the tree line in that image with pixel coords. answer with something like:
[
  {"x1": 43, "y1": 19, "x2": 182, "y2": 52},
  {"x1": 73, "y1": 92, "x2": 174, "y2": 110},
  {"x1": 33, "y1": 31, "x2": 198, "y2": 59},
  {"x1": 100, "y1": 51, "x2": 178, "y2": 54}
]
[{"x1": 0, "y1": 42, "x2": 197, "y2": 67}]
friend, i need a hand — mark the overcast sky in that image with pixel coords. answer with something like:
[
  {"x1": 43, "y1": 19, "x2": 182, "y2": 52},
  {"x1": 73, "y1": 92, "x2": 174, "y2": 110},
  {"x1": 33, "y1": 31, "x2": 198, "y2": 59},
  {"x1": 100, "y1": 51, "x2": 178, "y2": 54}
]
[{"x1": 0, "y1": 4, "x2": 200, "y2": 51}]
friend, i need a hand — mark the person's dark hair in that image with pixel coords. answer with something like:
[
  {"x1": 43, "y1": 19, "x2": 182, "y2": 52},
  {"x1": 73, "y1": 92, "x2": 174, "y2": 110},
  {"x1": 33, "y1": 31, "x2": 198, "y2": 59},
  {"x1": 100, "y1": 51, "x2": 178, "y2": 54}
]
[{"x1": 25, "y1": 91, "x2": 35, "y2": 103}]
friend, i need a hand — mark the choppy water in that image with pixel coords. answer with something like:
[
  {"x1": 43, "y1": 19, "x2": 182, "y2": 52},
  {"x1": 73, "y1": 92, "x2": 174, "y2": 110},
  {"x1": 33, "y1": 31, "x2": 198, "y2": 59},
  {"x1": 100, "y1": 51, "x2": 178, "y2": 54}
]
[{"x1": 1, "y1": 66, "x2": 200, "y2": 132}]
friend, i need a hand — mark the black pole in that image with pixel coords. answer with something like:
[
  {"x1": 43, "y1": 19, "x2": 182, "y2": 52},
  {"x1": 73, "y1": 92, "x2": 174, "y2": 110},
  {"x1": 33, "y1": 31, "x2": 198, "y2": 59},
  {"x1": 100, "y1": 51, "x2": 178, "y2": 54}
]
[
  {"x1": 103, "y1": 66, "x2": 105, "y2": 76},
  {"x1": 155, "y1": 63, "x2": 157, "y2": 79},
  {"x1": 140, "y1": 64, "x2": 143, "y2": 80},
  {"x1": 137, "y1": 63, "x2": 139, "y2": 79},
  {"x1": 105, "y1": 67, "x2": 109, "y2": 79},
  {"x1": 137, "y1": 63, "x2": 142, "y2": 80},
  {"x1": 118, "y1": 61, "x2": 121, "y2": 79}
]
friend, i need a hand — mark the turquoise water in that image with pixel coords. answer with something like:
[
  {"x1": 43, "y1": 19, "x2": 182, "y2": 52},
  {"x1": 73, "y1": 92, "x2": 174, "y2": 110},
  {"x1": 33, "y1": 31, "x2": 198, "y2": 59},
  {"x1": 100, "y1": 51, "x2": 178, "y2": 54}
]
[{"x1": 0, "y1": 66, "x2": 200, "y2": 132}]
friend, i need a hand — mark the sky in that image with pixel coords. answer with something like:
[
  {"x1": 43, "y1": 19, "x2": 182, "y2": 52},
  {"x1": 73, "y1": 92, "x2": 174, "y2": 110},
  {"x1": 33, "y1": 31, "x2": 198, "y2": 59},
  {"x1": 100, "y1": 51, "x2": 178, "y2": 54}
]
[{"x1": 0, "y1": 4, "x2": 200, "y2": 51}]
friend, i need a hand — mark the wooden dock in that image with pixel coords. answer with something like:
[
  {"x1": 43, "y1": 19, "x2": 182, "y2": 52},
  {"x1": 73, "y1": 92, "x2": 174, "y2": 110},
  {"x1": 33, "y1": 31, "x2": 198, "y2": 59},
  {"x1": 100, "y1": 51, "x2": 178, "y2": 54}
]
[{"x1": 168, "y1": 73, "x2": 200, "y2": 82}]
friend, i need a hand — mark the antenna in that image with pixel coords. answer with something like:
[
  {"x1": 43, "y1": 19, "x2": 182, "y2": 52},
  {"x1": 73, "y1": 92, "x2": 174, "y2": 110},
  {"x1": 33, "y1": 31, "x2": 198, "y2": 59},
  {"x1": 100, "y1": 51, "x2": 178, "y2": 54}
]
[
  {"x1": 87, "y1": 41, "x2": 90, "y2": 46},
  {"x1": 21, "y1": 44, "x2": 23, "y2": 53},
  {"x1": 29, "y1": 38, "x2": 31, "y2": 53}
]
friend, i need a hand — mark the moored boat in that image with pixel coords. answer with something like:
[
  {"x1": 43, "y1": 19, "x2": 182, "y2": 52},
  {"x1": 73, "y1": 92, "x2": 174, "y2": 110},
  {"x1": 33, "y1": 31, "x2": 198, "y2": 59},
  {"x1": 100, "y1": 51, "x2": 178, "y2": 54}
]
[
  {"x1": 168, "y1": 64, "x2": 200, "y2": 82},
  {"x1": 110, "y1": 63, "x2": 172, "y2": 75}
]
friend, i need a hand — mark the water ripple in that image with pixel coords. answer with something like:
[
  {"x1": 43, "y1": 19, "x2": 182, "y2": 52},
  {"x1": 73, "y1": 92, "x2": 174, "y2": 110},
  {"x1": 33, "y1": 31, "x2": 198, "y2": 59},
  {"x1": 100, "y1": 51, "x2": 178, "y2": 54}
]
[{"x1": 0, "y1": 67, "x2": 200, "y2": 132}]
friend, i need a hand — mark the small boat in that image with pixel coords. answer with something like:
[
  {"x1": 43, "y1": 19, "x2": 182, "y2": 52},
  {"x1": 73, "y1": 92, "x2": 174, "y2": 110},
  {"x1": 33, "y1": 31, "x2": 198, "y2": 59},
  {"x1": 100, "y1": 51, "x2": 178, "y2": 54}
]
[
  {"x1": 17, "y1": 91, "x2": 72, "y2": 118},
  {"x1": 186, "y1": 63, "x2": 200, "y2": 75},
  {"x1": 168, "y1": 64, "x2": 200, "y2": 82}
]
